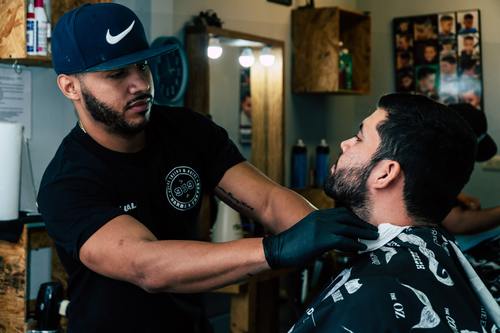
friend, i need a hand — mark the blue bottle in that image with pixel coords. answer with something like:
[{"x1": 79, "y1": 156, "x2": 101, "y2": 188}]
[
  {"x1": 291, "y1": 139, "x2": 308, "y2": 188},
  {"x1": 315, "y1": 139, "x2": 330, "y2": 187}
]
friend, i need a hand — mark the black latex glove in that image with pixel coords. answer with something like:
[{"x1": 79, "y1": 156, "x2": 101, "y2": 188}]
[{"x1": 262, "y1": 208, "x2": 379, "y2": 268}]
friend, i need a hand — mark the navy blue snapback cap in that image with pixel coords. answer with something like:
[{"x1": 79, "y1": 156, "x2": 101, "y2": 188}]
[{"x1": 52, "y1": 3, "x2": 178, "y2": 75}]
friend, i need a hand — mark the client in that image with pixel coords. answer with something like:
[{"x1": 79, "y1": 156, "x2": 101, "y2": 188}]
[{"x1": 288, "y1": 93, "x2": 500, "y2": 332}]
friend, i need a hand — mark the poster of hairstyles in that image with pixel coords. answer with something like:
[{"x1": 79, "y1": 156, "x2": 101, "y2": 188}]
[{"x1": 393, "y1": 10, "x2": 483, "y2": 110}]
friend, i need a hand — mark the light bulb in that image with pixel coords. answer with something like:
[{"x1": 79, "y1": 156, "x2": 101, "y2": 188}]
[
  {"x1": 259, "y1": 47, "x2": 275, "y2": 67},
  {"x1": 239, "y1": 48, "x2": 255, "y2": 68},
  {"x1": 207, "y1": 38, "x2": 223, "y2": 59}
]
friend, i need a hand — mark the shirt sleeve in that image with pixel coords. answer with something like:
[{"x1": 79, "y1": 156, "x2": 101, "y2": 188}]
[{"x1": 37, "y1": 171, "x2": 124, "y2": 260}]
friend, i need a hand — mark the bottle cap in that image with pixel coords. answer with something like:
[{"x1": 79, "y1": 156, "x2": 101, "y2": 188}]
[
  {"x1": 296, "y1": 139, "x2": 305, "y2": 147},
  {"x1": 319, "y1": 139, "x2": 328, "y2": 147},
  {"x1": 34, "y1": 0, "x2": 44, "y2": 7}
]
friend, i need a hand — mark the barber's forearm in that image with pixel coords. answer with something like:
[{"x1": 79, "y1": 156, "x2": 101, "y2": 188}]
[
  {"x1": 261, "y1": 185, "x2": 316, "y2": 233},
  {"x1": 132, "y1": 237, "x2": 269, "y2": 293}
]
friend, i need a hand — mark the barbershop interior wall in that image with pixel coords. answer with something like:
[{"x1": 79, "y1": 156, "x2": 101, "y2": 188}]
[
  {"x1": 16, "y1": 0, "x2": 500, "y2": 208},
  {"x1": 20, "y1": 0, "x2": 355, "y2": 195},
  {"x1": 159, "y1": 0, "x2": 358, "y2": 185},
  {"x1": 343, "y1": 0, "x2": 500, "y2": 208}
]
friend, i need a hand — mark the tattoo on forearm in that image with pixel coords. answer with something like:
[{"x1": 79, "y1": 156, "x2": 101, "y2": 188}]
[{"x1": 216, "y1": 186, "x2": 255, "y2": 211}]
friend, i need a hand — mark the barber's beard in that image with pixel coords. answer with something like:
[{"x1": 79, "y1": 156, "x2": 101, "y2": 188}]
[
  {"x1": 324, "y1": 160, "x2": 373, "y2": 221},
  {"x1": 81, "y1": 87, "x2": 150, "y2": 137}
]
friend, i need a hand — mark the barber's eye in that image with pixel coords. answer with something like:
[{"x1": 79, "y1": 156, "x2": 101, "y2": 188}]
[{"x1": 109, "y1": 69, "x2": 126, "y2": 79}]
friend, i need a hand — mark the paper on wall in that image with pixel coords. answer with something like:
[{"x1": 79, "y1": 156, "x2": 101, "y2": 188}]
[{"x1": 0, "y1": 67, "x2": 32, "y2": 139}]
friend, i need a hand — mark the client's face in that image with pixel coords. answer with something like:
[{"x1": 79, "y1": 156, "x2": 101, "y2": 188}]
[{"x1": 324, "y1": 109, "x2": 386, "y2": 218}]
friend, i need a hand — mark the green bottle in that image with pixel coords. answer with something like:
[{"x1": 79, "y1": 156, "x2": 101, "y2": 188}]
[{"x1": 339, "y1": 48, "x2": 353, "y2": 90}]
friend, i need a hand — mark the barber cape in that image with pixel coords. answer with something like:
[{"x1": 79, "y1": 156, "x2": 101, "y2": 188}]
[{"x1": 288, "y1": 224, "x2": 500, "y2": 333}]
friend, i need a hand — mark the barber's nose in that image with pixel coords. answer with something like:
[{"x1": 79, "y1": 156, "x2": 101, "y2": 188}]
[{"x1": 129, "y1": 68, "x2": 152, "y2": 94}]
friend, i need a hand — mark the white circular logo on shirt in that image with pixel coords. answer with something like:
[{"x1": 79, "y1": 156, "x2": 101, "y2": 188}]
[{"x1": 165, "y1": 166, "x2": 201, "y2": 211}]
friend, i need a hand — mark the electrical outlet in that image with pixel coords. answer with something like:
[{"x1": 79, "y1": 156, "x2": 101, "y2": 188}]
[{"x1": 482, "y1": 155, "x2": 500, "y2": 171}]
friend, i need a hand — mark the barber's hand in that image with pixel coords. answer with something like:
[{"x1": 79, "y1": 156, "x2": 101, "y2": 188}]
[{"x1": 262, "y1": 208, "x2": 378, "y2": 269}]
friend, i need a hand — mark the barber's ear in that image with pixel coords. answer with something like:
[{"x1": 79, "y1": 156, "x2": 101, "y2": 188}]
[
  {"x1": 57, "y1": 74, "x2": 80, "y2": 101},
  {"x1": 370, "y1": 160, "x2": 401, "y2": 189}
]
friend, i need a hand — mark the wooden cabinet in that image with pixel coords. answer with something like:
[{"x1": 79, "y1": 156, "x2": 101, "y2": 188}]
[
  {"x1": 292, "y1": 7, "x2": 371, "y2": 94},
  {"x1": 0, "y1": 0, "x2": 108, "y2": 66},
  {"x1": 0, "y1": 223, "x2": 67, "y2": 333}
]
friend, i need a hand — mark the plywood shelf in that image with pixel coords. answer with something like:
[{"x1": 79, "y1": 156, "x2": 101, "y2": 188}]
[
  {"x1": 0, "y1": 223, "x2": 67, "y2": 333},
  {"x1": 0, "y1": 0, "x2": 108, "y2": 66},
  {"x1": 292, "y1": 7, "x2": 371, "y2": 94},
  {"x1": 0, "y1": 56, "x2": 52, "y2": 68}
]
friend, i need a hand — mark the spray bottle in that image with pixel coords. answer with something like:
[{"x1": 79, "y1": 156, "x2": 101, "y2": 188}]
[
  {"x1": 26, "y1": 0, "x2": 37, "y2": 55},
  {"x1": 34, "y1": 0, "x2": 48, "y2": 56},
  {"x1": 291, "y1": 139, "x2": 308, "y2": 188},
  {"x1": 315, "y1": 139, "x2": 330, "y2": 187}
]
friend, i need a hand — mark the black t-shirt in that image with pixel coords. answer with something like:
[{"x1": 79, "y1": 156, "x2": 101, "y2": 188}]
[{"x1": 37, "y1": 105, "x2": 245, "y2": 333}]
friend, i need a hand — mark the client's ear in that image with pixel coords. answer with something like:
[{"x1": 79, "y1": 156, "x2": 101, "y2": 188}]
[{"x1": 370, "y1": 160, "x2": 402, "y2": 189}]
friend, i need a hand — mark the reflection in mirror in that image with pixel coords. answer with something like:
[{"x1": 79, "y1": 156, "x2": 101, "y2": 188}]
[
  {"x1": 209, "y1": 39, "x2": 273, "y2": 160},
  {"x1": 185, "y1": 27, "x2": 284, "y2": 183}
]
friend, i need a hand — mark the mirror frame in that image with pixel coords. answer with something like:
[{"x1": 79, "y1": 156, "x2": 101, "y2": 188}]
[{"x1": 184, "y1": 26, "x2": 285, "y2": 184}]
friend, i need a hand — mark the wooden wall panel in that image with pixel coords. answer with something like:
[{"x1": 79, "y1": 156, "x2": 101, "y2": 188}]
[
  {"x1": 0, "y1": 226, "x2": 68, "y2": 332},
  {"x1": 184, "y1": 32, "x2": 210, "y2": 115},
  {"x1": 266, "y1": 48, "x2": 284, "y2": 183},
  {"x1": 0, "y1": 0, "x2": 26, "y2": 59},
  {"x1": 292, "y1": 8, "x2": 340, "y2": 93},
  {"x1": 0, "y1": 227, "x2": 27, "y2": 333},
  {"x1": 0, "y1": 0, "x2": 110, "y2": 61},
  {"x1": 250, "y1": 58, "x2": 267, "y2": 174},
  {"x1": 51, "y1": 0, "x2": 109, "y2": 26},
  {"x1": 292, "y1": 7, "x2": 370, "y2": 94}
]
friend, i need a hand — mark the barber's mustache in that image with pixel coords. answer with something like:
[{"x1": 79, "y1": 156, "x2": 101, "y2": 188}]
[{"x1": 126, "y1": 93, "x2": 153, "y2": 108}]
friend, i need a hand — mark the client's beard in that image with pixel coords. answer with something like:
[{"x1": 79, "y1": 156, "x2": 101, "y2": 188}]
[{"x1": 324, "y1": 161, "x2": 374, "y2": 221}]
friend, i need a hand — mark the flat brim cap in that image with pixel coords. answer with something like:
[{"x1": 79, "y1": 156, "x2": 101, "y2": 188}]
[{"x1": 52, "y1": 3, "x2": 178, "y2": 74}]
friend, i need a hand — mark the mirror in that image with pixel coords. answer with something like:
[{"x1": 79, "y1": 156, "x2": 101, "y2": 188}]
[{"x1": 184, "y1": 26, "x2": 284, "y2": 183}]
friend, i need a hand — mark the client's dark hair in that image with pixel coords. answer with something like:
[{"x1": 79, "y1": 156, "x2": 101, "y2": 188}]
[{"x1": 372, "y1": 93, "x2": 476, "y2": 224}]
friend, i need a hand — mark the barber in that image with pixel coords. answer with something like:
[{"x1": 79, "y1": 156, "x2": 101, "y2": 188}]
[{"x1": 37, "y1": 3, "x2": 377, "y2": 332}]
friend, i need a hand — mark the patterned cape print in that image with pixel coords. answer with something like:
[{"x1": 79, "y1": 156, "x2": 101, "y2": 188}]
[{"x1": 288, "y1": 226, "x2": 499, "y2": 333}]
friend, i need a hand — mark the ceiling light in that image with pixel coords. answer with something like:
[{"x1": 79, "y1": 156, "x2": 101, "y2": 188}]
[
  {"x1": 239, "y1": 48, "x2": 255, "y2": 68},
  {"x1": 259, "y1": 47, "x2": 275, "y2": 67},
  {"x1": 207, "y1": 38, "x2": 223, "y2": 59}
]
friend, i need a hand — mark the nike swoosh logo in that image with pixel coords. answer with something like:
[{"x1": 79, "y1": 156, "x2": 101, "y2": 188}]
[{"x1": 106, "y1": 20, "x2": 135, "y2": 45}]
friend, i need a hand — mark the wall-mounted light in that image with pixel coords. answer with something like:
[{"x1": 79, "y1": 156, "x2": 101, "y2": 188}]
[
  {"x1": 259, "y1": 46, "x2": 275, "y2": 67},
  {"x1": 239, "y1": 48, "x2": 255, "y2": 68},
  {"x1": 207, "y1": 37, "x2": 223, "y2": 59}
]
